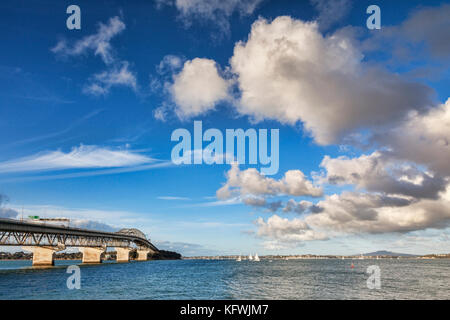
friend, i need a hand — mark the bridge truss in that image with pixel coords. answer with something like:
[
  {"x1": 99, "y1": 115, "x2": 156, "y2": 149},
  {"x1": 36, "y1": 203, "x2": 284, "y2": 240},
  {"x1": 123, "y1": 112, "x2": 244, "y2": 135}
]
[{"x1": 0, "y1": 218, "x2": 158, "y2": 251}]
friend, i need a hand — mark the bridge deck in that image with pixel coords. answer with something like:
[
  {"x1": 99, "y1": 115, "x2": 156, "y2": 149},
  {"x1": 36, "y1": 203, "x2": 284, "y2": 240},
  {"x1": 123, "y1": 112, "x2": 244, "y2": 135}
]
[{"x1": 0, "y1": 218, "x2": 158, "y2": 252}]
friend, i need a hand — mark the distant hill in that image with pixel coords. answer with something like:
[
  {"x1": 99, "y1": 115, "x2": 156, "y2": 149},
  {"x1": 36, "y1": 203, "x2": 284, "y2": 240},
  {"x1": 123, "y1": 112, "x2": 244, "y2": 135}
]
[{"x1": 362, "y1": 250, "x2": 416, "y2": 257}]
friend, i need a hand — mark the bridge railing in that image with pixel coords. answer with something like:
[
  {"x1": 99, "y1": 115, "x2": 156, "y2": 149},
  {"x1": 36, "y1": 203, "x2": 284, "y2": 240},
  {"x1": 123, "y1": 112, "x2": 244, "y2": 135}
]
[{"x1": 0, "y1": 218, "x2": 158, "y2": 252}]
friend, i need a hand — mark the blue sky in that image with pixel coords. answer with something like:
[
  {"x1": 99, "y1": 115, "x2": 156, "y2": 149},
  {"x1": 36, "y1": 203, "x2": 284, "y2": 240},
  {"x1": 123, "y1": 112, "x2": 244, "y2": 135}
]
[{"x1": 0, "y1": 0, "x2": 449, "y2": 256}]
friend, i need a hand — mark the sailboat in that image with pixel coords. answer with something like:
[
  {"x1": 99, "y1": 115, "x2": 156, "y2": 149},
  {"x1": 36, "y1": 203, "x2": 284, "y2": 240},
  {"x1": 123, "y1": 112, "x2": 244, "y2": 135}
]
[
  {"x1": 236, "y1": 254, "x2": 241, "y2": 262},
  {"x1": 254, "y1": 253, "x2": 260, "y2": 262},
  {"x1": 248, "y1": 254, "x2": 253, "y2": 261}
]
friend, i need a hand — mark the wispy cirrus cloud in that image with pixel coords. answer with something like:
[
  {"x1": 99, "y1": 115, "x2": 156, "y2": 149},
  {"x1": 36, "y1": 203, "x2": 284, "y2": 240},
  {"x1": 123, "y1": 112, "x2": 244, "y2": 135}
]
[
  {"x1": 0, "y1": 66, "x2": 74, "y2": 105},
  {"x1": 157, "y1": 196, "x2": 191, "y2": 200},
  {"x1": 51, "y1": 16, "x2": 125, "y2": 64},
  {"x1": 83, "y1": 61, "x2": 137, "y2": 96},
  {"x1": 0, "y1": 162, "x2": 172, "y2": 183},
  {"x1": 310, "y1": 0, "x2": 352, "y2": 31},
  {"x1": 0, "y1": 145, "x2": 155, "y2": 174},
  {"x1": 1, "y1": 109, "x2": 104, "y2": 149},
  {"x1": 184, "y1": 196, "x2": 241, "y2": 208},
  {"x1": 364, "y1": 4, "x2": 450, "y2": 61},
  {"x1": 52, "y1": 16, "x2": 137, "y2": 96},
  {"x1": 156, "y1": 0, "x2": 263, "y2": 35}
]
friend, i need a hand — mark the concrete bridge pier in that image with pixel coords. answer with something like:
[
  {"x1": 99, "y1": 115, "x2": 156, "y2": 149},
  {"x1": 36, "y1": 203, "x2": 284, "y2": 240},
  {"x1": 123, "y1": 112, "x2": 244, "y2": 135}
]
[
  {"x1": 115, "y1": 247, "x2": 131, "y2": 263},
  {"x1": 136, "y1": 249, "x2": 152, "y2": 261},
  {"x1": 80, "y1": 247, "x2": 105, "y2": 264},
  {"x1": 22, "y1": 246, "x2": 65, "y2": 267}
]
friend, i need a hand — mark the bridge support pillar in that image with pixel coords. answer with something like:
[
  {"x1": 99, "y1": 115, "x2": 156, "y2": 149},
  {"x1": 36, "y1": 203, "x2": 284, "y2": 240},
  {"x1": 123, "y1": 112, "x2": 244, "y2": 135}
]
[
  {"x1": 80, "y1": 247, "x2": 105, "y2": 264},
  {"x1": 136, "y1": 249, "x2": 152, "y2": 261},
  {"x1": 22, "y1": 246, "x2": 64, "y2": 267},
  {"x1": 115, "y1": 248, "x2": 131, "y2": 263}
]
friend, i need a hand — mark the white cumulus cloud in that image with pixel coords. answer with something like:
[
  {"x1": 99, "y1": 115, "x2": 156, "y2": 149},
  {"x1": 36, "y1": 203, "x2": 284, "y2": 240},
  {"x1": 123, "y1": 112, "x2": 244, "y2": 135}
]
[
  {"x1": 256, "y1": 215, "x2": 328, "y2": 246},
  {"x1": 319, "y1": 151, "x2": 447, "y2": 200},
  {"x1": 170, "y1": 58, "x2": 230, "y2": 118},
  {"x1": 305, "y1": 188, "x2": 450, "y2": 234},
  {"x1": 374, "y1": 98, "x2": 450, "y2": 177},
  {"x1": 229, "y1": 16, "x2": 432, "y2": 145},
  {"x1": 255, "y1": 187, "x2": 450, "y2": 246},
  {"x1": 217, "y1": 163, "x2": 322, "y2": 200}
]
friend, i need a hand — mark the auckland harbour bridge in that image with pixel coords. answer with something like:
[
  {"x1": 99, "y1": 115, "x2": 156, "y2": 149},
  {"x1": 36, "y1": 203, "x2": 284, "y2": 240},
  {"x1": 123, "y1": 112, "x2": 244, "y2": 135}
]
[{"x1": 0, "y1": 218, "x2": 159, "y2": 266}]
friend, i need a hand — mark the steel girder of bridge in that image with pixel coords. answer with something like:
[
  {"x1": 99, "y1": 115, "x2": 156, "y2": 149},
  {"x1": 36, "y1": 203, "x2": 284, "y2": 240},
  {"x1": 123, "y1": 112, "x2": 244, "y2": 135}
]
[{"x1": 0, "y1": 218, "x2": 158, "y2": 252}]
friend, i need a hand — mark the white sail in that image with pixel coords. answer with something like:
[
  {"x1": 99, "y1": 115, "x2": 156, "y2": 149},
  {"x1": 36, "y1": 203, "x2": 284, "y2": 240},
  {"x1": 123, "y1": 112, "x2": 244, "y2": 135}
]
[
  {"x1": 254, "y1": 253, "x2": 260, "y2": 262},
  {"x1": 248, "y1": 254, "x2": 253, "y2": 261}
]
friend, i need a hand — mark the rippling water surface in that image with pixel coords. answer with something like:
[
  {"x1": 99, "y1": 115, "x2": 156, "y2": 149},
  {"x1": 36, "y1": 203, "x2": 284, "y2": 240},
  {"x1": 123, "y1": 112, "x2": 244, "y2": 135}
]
[{"x1": 0, "y1": 259, "x2": 448, "y2": 299}]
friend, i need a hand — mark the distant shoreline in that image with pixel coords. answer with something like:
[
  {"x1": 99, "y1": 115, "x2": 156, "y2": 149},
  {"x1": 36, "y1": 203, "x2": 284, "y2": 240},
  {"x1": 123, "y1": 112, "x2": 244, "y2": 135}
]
[
  {"x1": 0, "y1": 249, "x2": 182, "y2": 261},
  {"x1": 183, "y1": 254, "x2": 450, "y2": 260},
  {"x1": 2, "y1": 252, "x2": 449, "y2": 261}
]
